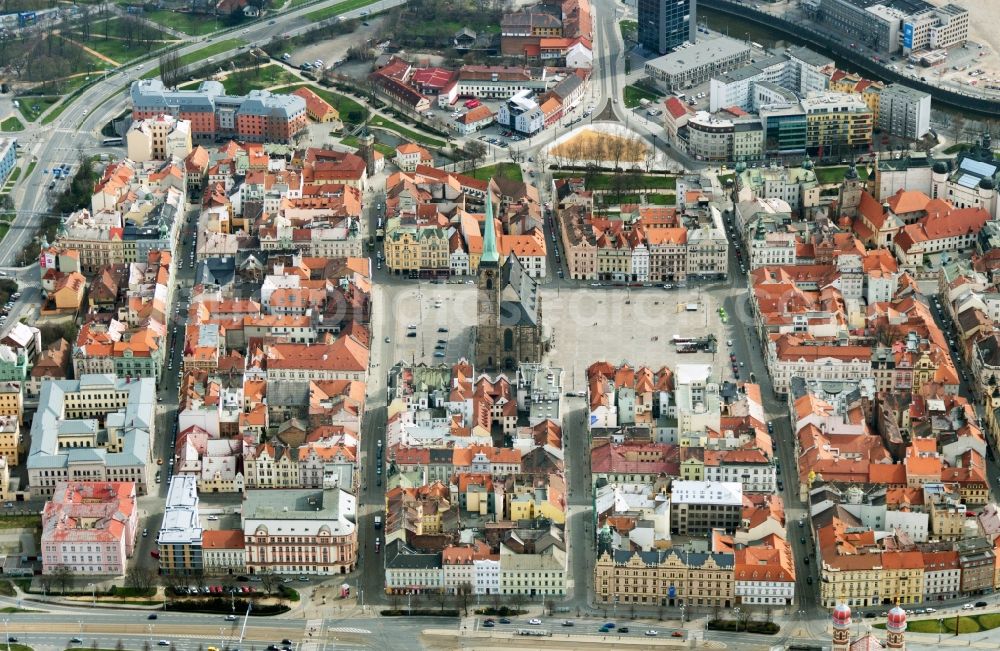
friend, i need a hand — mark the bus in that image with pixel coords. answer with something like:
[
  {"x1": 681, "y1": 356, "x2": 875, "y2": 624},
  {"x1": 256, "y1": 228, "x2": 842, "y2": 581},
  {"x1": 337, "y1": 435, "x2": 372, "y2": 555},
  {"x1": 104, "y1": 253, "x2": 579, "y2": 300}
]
[
  {"x1": 515, "y1": 629, "x2": 551, "y2": 637},
  {"x1": 101, "y1": 137, "x2": 123, "y2": 146}
]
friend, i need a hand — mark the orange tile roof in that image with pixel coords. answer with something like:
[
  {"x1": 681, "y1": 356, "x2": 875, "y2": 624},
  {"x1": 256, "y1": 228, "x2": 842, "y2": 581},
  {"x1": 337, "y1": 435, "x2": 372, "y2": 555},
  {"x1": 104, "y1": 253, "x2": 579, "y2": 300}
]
[{"x1": 203, "y1": 529, "x2": 245, "y2": 550}]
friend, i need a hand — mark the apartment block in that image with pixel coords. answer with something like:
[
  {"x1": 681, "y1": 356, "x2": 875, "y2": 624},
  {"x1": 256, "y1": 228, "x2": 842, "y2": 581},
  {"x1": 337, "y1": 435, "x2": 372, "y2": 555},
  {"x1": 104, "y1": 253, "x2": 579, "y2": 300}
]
[
  {"x1": 41, "y1": 481, "x2": 138, "y2": 576},
  {"x1": 157, "y1": 475, "x2": 203, "y2": 576},
  {"x1": 130, "y1": 80, "x2": 308, "y2": 144}
]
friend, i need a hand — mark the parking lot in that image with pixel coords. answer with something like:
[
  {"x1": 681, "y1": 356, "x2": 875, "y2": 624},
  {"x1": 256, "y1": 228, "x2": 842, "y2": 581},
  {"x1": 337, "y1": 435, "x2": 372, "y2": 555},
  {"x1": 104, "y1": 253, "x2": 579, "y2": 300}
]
[
  {"x1": 386, "y1": 283, "x2": 477, "y2": 367},
  {"x1": 384, "y1": 280, "x2": 745, "y2": 389},
  {"x1": 543, "y1": 285, "x2": 742, "y2": 390}
]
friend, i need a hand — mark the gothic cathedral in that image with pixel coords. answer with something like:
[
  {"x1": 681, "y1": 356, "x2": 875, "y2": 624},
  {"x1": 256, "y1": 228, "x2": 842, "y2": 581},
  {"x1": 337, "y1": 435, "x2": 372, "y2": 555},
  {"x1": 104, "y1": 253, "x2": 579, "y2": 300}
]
[{"x1": 475, "y1": 188, "x2": 545, "y2": 371}]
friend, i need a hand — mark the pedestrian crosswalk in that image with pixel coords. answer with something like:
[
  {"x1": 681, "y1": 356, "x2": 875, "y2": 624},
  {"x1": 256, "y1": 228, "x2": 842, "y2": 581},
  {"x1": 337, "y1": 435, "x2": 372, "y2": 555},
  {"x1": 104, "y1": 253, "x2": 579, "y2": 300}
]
[{"x1": 327, "y1": 627, "x2": 371, "y2": 635}]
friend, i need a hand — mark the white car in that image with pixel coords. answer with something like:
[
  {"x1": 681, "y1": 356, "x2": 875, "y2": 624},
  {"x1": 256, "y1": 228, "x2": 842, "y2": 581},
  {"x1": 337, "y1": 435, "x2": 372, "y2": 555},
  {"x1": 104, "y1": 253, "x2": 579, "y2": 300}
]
[
  {"x1": 528, "y1": 618, "x2": 542, "y2": 625},
  {"x1": 645, "y1": 630, "x2": 659, "y2": 637}
]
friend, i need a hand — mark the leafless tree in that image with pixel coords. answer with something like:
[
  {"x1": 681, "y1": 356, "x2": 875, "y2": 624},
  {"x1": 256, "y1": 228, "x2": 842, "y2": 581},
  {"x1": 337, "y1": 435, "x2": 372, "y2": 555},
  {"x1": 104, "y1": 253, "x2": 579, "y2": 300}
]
[
  {"x1": 463, "y1": 140, "x2": 487, "y2": 173},
  {"x1": 159, "y1": 50, "x2": 181, "y2": 89},
  {"x1": 116, "y1": 640, "x2": 125, "y2": 651},
  {"x1": 126, "y1": 565, "x2": 156, "y2": 592},
  {"x1": 544, "y1": 599, "x2": 555, "y2": 616},
  {"x1": 456, "y1": 583, "x2": 473, "y2": 616},
  {"x1": 951, "y1": 114, "x2": 967, "y2": 146},
  {"x1": 432, "y1": 589, "x2": 449, "y2": 613},
  {"x1": 51, "y1": 566, "x2": 74, "y2": 594},
  {"x1": 257, "y1": 571, "x2": 278, "y2": 595},
  {"x1": 80, "y1": 9, "x2": 93, "y2": 42}
]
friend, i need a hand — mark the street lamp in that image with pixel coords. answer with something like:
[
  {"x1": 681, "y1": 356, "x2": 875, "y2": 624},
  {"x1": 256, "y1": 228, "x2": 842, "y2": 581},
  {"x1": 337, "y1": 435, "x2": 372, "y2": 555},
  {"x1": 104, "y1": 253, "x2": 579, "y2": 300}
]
[
  {"x1": 3, "y1": 618, "x2": 8, "y2": 651},
  {"x1": 87, "y1": 582, "x2": 95, "y2": 607}
]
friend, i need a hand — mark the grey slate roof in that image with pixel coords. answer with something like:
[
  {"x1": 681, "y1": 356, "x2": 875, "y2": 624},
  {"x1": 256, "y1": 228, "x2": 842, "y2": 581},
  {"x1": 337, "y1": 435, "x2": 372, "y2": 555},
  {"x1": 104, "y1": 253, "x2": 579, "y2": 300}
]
[
  {"x1": 130, "y1": 79, "x2": 305, "y2": 120},
  {"x1": 29, "y1": 375, "x2": 155, "y2": 473},
  {"x1": 499, "y1": 254, "x2": 540, "y2": 327}
]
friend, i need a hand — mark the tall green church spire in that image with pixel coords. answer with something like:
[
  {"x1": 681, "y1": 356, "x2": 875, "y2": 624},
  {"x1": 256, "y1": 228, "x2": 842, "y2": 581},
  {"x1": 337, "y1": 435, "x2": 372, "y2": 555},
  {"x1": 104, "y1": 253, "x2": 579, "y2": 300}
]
[{"x1": 481, "y1": 189, "x2": 499, "y2": 266}]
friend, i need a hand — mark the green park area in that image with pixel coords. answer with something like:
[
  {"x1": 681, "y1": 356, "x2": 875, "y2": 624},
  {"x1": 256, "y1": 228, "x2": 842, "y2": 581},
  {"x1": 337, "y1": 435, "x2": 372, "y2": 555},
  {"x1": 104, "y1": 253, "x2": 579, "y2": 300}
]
[
  {"x1": 16, "y1": 96, "x2": 59, "y2": 122},
  {"x1": 623, "y1": 84, "x2": 661, "y2": 109},
  {"x1": 221, "y1": 65, "x2": 302, "y2": 94},
  {"x1": 0, "y1": 117, "x2": 24, "y2": 132},
  {"x1": 271, "y1": 84, "x2": 367, "y2": 124},
  {"x1": 878, "y1": 612, "x2": 1000, "y2": 635},
  {"x1": 470, "y1": 163, "x2": 523, "y2": 182},
  {"x1": 142, "y1": 9, "x2": 229, "y2": 36}
]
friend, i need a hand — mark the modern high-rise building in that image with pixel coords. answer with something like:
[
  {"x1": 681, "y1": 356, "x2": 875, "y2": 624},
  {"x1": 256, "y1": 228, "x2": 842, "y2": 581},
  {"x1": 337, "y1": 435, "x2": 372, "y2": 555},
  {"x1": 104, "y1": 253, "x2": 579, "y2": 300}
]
[{"x1": 638, "y1": 0, "x2": 696, "y2": 55}]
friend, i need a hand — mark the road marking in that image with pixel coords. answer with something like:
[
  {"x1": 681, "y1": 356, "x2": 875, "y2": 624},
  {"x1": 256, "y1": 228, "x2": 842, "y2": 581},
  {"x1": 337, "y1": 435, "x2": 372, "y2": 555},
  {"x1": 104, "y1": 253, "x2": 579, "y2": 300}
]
[{"x1": 326, "y1": 627, "x2": 371, "y2": 634}]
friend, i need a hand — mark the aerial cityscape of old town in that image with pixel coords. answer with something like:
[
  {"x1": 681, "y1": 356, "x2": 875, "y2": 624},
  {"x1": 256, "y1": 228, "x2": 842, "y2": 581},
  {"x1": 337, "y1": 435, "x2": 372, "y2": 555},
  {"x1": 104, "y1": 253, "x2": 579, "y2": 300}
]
[{"x1": 1, "y1": 0, "x2": 1000, "y2": 649}]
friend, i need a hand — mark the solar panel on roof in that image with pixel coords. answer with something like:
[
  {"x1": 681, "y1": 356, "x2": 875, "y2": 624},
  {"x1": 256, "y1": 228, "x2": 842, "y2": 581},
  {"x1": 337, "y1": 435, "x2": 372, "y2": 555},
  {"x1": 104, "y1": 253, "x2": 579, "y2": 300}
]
[
  {"x1": 957, "y1": 173, "x2": 980, "y2": 189},
  {"x1": 959, "y1": 158, "x2": 998, "y2": 178}
]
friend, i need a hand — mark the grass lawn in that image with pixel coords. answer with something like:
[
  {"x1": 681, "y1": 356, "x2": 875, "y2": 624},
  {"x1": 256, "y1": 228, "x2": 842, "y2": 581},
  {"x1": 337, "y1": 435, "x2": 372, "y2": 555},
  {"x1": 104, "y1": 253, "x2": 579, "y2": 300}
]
[
  {"x1": 0, "y1": 580, "x2": 14, "y2": 597},
  {"x1": 369, "y1": 116, "x2": 445, "y2": 148},
  {"x1": 307, "y1": 0, "x2": 381, "y2": 22},
  {"x1": 646, "y1": 193, "x2": 675, "y2": 205},
  {"x1": 0, "y1": 117, "x2": 24, "y2": 132},
  {"x1": 884, "y1": 614, "x2": 1000, "y2": 635},
  {"x1": 469, "y1": 162, "x2": 522, "y2": 182},
  {"x1": 221, "y1": 65, "x2": 301, "y2": 94},
  {"x1": 271, "y1": 84, "x2": 367, "y2": 124},
  {"x1": 142, "y1": 9, "x2": 228, "y2": 36},
  {"x1": 16, "y1": 96, "x2": 59, "y2": 122},
  {"x1": 814, "y1": 165, "x2": 853, "y2": 185},
  {"x1": 623, "y1": 83, "x2": 660, "y2": 109},
  {"x1": 68, "y1": 18, "x2": 178, "y2": 63},
  {"x1": 4, "y1": 644, "x2": 32, "y2": 651},
  {"x1": 143, "y1": 38, "x2": 246, "y2": 79},
  {"x1": 0, "y1": 514, "x2": 40, "y2": 529},
  {"x1": 23, "y1": 161, "x2": 36, "y2": 179},
  {"x1": 5, "y1": 167, "x2": 18, "y2": 185}
]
